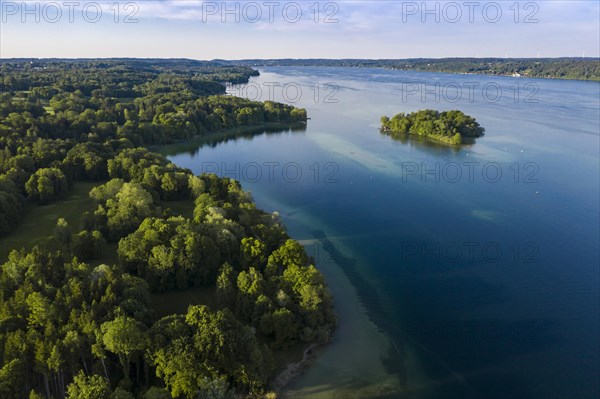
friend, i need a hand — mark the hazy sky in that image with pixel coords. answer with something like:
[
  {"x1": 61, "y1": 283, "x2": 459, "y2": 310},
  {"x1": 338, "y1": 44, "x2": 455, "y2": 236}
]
[{"x1": 1, "y1": 0, "x2": 599, "y2": 59}]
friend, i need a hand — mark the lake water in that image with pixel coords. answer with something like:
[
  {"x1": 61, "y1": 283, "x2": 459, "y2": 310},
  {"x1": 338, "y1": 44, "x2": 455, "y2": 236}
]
[{"x1": 161, "y1": 67, "x2": 600, "y2": 399}]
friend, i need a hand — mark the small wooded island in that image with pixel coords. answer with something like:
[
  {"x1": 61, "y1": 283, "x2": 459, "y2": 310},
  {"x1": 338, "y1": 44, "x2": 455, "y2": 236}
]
[{"x1": 380, "y1": 109, "x2": 485, "y2": 145}]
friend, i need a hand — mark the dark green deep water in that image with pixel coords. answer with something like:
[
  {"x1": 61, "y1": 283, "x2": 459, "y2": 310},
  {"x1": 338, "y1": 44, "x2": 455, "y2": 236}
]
[{"x1": 163, "y1": 67, "x2": 600, "y2": 399}]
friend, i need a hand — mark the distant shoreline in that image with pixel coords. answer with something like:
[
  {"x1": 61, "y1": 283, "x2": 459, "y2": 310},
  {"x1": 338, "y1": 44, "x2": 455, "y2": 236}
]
[
  {"x1": 221, "y1": 58, "x2": 600, "y2": 82},
  {"x1": 3, "y1": 57, "x2": 598, "y2": 81}
]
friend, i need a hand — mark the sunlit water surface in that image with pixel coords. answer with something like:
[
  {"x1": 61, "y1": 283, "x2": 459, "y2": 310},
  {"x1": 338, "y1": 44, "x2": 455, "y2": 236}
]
[{"x1": 162, "y1": 67, "x2": 600, "y2": 399}]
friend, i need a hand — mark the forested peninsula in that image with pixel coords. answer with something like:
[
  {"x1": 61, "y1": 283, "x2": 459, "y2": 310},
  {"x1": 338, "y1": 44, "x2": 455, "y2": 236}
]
[
  {"x1": 380, "y1": 110, "x2": 485, "y2": 145},
  {"x1": 0, "y1": 60, "x2": 333, "y2": 399}
]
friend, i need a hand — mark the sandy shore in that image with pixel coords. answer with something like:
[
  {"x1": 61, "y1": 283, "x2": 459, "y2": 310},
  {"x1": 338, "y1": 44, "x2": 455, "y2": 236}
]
[
  {"x1": 276, "y1": 230, "x2": 404, "y2": 398},
  {"x1": 272, "y1": 344, "x2": 322, "y2": 393}
]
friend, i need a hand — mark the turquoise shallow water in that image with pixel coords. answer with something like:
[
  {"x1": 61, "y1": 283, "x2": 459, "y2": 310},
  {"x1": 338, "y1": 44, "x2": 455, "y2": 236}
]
[{"x1": 164, "y1": 67, "x2": 600, "y2": 399}]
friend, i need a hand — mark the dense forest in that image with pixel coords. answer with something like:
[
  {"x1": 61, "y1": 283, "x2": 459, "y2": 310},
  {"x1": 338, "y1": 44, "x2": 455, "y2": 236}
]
[
  {"x1": 0, "y1": 60, "x2": 332, "y2": 399},
  {"x1": 380, "y1": 110, "x2": 485, "y2": 145},
  {"x1": 224, "y1": 58, "x2": 600, "y2": 81}
]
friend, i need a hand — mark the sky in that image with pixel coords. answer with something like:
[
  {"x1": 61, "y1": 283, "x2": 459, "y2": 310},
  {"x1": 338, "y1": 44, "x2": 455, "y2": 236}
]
[{"x1": 1, "y1": 0, "x2": 599, "y2": 59}]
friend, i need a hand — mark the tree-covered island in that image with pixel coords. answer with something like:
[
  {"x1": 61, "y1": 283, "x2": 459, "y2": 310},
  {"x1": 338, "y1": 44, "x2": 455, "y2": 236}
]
[{"x1": 380, "y1": 110, "x2": 485, "y2": 145}]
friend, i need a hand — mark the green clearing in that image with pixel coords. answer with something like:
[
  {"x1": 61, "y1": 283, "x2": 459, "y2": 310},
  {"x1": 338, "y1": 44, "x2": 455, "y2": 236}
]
[
  {"x1": 150, "y1": 286, "x2": 217, "y2": 318},
  {"x1": 0, "y1": 181, "x2": 103, "y2": 262},
  {"x1": 163, "y1": 199, "x2": 195, "y2": 219},
  {"x1": 150, "y1": 285, "x2": 309, "y2": 372},
  {"x1": 0, "y1": 182, "x2": 198, "y2": 264}
]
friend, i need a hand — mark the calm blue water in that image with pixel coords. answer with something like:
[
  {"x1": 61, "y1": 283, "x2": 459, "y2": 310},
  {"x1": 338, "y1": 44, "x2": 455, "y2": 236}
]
[{"x1": 164, "y1": 67, "x2": 600, "y2": 399}]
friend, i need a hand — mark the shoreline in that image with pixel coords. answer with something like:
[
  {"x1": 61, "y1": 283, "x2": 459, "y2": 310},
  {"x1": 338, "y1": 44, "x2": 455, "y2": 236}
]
[
  {"x1": 270, "y1": 230, "x2": 403, "y2": 398},
  {"x1": 259, "y1": 64, "x2": 600, "y2": 82},
  {"x1": 151, "y1": 121, "x2": 307, "y2": 156},
  {"x1": 271, "y1": 343, "x2": 323, "y2": 393},
  {"x1": 380, "y1": 129, "x2": 481, "y2": 147},
  {"x1": 271, "y1": 230, "x2": 431, "y2": 399},
  {"x1": 156, "y1": 117, "x2": 407, "y2": 398}
]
